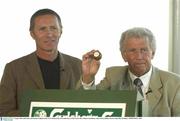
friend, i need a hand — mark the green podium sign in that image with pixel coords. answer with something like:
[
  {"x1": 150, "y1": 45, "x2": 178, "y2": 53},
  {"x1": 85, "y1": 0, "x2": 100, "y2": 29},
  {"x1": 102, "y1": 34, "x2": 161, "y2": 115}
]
[
  {"x1": 30, "y1": 102, "x2": 126, "y2": 117},
  {"x1": 20, "y1": 90, "x2": 137, "y2": 117}
]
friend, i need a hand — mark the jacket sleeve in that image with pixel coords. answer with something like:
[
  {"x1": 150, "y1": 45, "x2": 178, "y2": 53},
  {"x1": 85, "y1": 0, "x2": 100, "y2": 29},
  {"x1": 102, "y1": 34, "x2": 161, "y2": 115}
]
[
  {"x1": 172, "y1": 84, "x2": 180, "y2": 116},
  {"x1": 0, "y1": 63, "x2": 20, "y2": 116},
  {"x1": 96, "y1": 68, "x2": 111, "y2": 90}
]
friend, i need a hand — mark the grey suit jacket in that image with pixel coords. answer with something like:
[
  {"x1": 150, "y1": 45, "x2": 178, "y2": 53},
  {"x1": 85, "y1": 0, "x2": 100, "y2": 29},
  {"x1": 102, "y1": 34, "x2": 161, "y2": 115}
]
[
  {"x1": 96, "y1": 66, "x2": 180, "y2": 116},
  {"x1": 0, "y1": 52, "x2": 82, "y2": 116}
]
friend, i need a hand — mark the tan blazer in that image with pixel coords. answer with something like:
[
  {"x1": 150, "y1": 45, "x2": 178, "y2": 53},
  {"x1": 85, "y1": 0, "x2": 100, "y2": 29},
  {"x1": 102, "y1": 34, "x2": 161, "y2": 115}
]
[
  {"x1": 96, "y1": 66, "x2": 180, "y2": 116},
  {"x1": 0, "y1": 52, "x2": 82, "y2": 116}
]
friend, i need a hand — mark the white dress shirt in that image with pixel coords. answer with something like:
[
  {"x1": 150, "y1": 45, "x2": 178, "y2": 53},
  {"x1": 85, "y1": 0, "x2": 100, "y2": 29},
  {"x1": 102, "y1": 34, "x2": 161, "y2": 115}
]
[
  {"x1": 129, "y1": 66, "x2": 152, "y2": 116},
  {"x1": 129, "y1": 66, "x2": 152, "y2": 98}
]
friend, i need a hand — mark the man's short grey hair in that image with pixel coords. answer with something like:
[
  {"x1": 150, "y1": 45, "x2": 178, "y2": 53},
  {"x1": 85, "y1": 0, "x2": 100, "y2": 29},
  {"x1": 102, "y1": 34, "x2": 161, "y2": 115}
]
[{"x1": 119, "y1": 27, "x2": 156, "y2": 53}]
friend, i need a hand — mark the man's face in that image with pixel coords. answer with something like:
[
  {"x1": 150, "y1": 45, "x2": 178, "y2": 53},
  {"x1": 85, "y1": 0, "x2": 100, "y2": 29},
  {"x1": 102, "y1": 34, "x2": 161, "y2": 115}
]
[
  {"x1": 122, "y1": 37, "x2": 154, "y2": 76},
  {"x1": 30, "y1": 14, "x2": 62, "y2": 52}
]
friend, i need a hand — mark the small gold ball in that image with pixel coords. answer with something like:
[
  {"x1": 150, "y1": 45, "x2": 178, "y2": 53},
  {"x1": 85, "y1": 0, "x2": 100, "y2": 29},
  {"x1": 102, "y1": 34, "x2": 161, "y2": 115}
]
[{"x1": 93, "y1": 50, "x2": 102, "y2": 60}]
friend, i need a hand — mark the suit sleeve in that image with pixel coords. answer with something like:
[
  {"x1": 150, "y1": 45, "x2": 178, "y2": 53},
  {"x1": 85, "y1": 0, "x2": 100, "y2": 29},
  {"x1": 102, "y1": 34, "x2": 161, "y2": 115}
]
[
  {"x1": 172, "y1": 84, "x2": 180, "y2": 116},
  {"x1": 96, "y1": 68, "x2": 111, "y2": 90},
  {"x1": 0, "y1": 63, "x2": 20, "y2": 116}
]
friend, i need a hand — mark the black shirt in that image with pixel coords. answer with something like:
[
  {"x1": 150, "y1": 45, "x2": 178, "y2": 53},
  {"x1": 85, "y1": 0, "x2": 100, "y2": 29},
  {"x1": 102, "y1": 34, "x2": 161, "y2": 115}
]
[{"x1": 38, "y1": 55, "x2": 60, "y2": 89}]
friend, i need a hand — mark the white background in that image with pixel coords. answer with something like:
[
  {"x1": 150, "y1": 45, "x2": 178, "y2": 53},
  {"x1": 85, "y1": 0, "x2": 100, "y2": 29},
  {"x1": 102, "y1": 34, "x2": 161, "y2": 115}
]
[{"x1": 0, "y1": 0, "x2": 169, "y2": 83}]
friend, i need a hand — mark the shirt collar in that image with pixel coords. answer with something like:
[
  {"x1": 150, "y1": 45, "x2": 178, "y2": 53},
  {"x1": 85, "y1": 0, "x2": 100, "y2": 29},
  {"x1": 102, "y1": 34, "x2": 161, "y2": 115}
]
[{"x1": 129, "y1": 66, "x2": 152, "y2": 88}]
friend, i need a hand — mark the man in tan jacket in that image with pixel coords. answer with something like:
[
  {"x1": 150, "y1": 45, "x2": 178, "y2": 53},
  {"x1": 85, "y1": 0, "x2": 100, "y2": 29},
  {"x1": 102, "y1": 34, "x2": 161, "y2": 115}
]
[
  {"x1": 81, "y1": 27, "x2": 180, "y2": 116},
  {"x1": 0, "y1": 8, "x2": 81, "y2": 116}
]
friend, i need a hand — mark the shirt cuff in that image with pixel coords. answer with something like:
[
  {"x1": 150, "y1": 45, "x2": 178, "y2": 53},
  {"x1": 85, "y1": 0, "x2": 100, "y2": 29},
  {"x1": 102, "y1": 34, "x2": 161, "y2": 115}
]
[{"x1": 81, "y1": 78, "x2": 96, "y2": 90}]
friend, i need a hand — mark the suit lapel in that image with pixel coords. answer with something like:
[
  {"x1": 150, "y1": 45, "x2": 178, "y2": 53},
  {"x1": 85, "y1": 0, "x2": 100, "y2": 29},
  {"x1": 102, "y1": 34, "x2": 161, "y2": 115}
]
[
  {"x1": 121, "y1": 75, "x2": 134, "y2": 90},
  {"x1": 120, "y1": 67, "x2": 135, "y2": 90},
  {"x1": 147, "y1": 67, "x2": 162, "y2": 114},
  {"x1": 26, "y1": 52, "x2": 45, "y2": 89},
  {"x1": 59, "y1": 53, "x2": 71, "y2": 89}
]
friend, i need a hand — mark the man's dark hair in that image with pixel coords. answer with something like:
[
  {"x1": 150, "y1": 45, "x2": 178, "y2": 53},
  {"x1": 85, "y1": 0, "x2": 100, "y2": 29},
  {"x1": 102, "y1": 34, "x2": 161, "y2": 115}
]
[{"x1": 29, "y1": 8, "x2": 62, "y2": 31}]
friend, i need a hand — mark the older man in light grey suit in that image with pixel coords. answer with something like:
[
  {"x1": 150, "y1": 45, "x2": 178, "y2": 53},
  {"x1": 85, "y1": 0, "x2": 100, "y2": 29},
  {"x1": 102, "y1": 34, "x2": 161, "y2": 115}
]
[{"x1": 81, "y1": 27, "x2": 180, "y2": 116}]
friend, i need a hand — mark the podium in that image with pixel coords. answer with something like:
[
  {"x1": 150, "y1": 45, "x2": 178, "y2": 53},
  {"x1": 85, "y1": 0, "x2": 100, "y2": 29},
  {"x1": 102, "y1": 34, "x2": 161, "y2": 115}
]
[{"x1": 20, "y1": 90, "x2": 137, "y2": 117}]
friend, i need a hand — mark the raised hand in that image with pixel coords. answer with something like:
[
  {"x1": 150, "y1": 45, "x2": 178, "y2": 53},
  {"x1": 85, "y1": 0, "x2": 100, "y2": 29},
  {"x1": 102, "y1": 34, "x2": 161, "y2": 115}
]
[{"x1": 82, "y1": 50, "x2": 101, "y2": 84}]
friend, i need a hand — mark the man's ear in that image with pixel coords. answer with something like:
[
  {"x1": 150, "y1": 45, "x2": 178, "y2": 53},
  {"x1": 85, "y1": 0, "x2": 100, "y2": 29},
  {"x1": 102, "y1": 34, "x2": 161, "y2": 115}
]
[
  {"x1": 30, "y1": 31, "x2": 35, "y2": 40},
  {"x1": 121, "y1": 52, "x2": 127, "y2": 62},
  {"x1": 151, "y1": 51, "x2": 155, "y2": 59}
]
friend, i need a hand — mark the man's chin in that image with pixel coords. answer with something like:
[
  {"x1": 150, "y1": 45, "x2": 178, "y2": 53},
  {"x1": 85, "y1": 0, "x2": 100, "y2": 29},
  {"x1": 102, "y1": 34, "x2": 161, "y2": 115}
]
[
  {"x1": 42, "y1": 48, "x2": 56, "y2": 53},
  {"x1": 133, "y1": 67, "x2": 147, "y2": 76}
]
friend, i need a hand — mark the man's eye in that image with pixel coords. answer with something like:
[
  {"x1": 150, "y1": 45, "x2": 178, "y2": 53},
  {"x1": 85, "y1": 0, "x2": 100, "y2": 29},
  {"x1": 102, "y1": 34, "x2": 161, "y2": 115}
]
[
  {"x1": 141, "y1": 48, "x2": 148, "y2": 52},
  {"x1": 52, "y1": 27, "x2": 57, "y2": 29},
  {"x1": 39, "y1": 27, "x2": 46, "y2": 31},
  {"x1": 128, "y1": 49, "x2": 136, "y2": 52},
  {"x1": 50, "y1": 26, "x2": 58, "y2": 30}
]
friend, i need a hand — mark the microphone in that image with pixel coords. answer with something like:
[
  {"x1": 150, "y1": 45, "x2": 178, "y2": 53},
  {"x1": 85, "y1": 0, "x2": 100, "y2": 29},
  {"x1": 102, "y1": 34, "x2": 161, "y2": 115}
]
[
  {"x1": 145, "y1": 88, "x2": 152, "y2": 95},
  {"x1": 59, "y1": 65, "x2": 65, "y2": 71},
  {"x1": 60, "y1": 68, "x2": 65, "y2": 71}
]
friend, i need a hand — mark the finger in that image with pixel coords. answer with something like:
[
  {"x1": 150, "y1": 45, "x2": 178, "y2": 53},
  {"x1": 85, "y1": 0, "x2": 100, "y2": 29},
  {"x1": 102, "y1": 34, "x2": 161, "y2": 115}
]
[{"x1": 82, "y1": 50, "x2": 95, "y2": 60}]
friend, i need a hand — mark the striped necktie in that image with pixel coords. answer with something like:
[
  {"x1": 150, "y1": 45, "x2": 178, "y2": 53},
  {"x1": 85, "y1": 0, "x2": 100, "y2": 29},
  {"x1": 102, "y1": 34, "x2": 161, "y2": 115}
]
[
  {"x1": 134, "y1": 78, "x2": 143, "y2": 97},
  {"x1": 134, "y1": 78, "x2": 144, "y2": 117}
]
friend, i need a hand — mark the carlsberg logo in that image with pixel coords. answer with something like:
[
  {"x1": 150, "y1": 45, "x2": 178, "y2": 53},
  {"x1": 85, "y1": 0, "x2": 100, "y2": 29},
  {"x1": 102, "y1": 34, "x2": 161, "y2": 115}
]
[
  {"x1": 30, "y1": 102, "x2": 126, "y2": 117},
  {"x1": 50, "y1": 109, "x2": 114, "y2": 117},
  {"x1": 32, "y1": 108, "x2": 123, "y2": 117}
]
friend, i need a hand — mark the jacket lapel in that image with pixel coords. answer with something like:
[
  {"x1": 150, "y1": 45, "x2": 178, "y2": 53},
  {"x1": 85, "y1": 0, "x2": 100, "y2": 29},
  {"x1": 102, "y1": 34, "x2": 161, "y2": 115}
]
[
  {"x1": 121, "y1": 67, "x2": 134, "y2": 90},
  {"x1": 59, "y1": 53, "x2": 71, "y2": 89},
  {"x1": 147, "y1": 67, "x2": 162, "y2": 114},
  {"x1": 26, "y1": 52, "x2": 45, "y2": 89}
]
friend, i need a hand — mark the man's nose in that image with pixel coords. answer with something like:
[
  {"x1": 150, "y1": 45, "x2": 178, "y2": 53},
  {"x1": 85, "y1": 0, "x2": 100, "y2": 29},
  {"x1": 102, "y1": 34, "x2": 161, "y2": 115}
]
[
  {"x1": 46, "y1": 29, "x2": 53, "y2": 37},
  {"x1": 135, "y1": 50, "x2": 144, "y2": 58}
]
